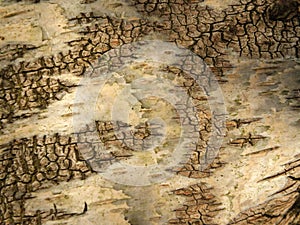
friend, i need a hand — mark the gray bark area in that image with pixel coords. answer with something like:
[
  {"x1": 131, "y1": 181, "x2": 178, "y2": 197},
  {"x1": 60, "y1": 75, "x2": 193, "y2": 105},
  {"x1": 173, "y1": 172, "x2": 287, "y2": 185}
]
[{"x1": 0, "y1": 0, "x2": 299, "y2": 224}]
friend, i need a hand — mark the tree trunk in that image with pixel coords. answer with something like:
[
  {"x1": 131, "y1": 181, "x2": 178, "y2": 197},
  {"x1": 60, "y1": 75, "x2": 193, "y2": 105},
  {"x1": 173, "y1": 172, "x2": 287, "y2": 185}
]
[{"x1": 0, "y1": 0, "x2": 299, "y2": 224}]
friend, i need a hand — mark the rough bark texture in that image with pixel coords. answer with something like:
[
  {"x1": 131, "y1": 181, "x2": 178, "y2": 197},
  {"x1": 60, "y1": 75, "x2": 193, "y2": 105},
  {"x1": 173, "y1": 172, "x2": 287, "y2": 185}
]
[{"x1": 0, "y1": 0, "x2": 299, "y2": 225}]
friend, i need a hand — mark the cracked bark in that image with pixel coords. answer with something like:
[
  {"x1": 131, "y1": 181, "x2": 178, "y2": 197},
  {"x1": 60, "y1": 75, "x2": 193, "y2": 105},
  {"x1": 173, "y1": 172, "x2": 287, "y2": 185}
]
[{"x1": 0, "y1": 0, "x2": 299, "y2": 224}]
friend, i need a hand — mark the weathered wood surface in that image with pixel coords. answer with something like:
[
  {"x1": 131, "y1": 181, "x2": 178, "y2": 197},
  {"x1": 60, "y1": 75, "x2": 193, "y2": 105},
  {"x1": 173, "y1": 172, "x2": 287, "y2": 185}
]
[{"x1": 0, "y1": 0, "x2": 299, "y2": 224}]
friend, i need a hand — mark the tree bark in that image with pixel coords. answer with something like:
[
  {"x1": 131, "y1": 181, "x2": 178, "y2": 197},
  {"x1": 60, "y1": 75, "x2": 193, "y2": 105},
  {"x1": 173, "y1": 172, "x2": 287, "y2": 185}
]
[{"x1": 0, "y1": 0, "x2": 299, "y2": 224}]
